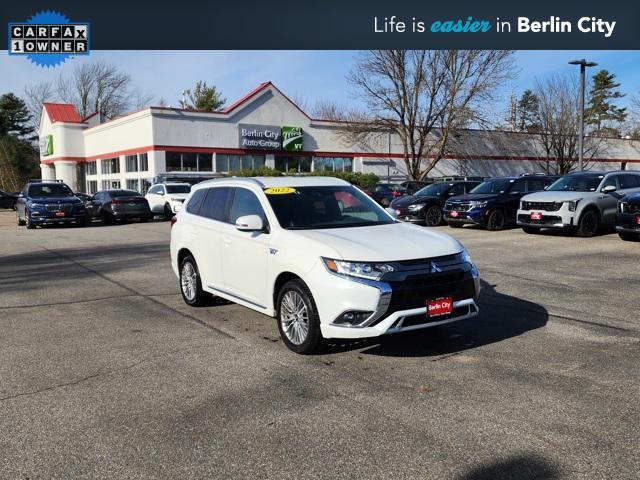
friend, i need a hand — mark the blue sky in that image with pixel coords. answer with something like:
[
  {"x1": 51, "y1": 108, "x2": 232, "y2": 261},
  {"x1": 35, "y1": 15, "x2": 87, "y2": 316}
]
[{"x1": 2, "y1": 50, "x2": 639, "y2": 119}]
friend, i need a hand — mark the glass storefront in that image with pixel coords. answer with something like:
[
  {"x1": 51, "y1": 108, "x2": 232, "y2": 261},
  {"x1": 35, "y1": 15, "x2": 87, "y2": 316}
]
[
  {"x1": 216, "y1": 154, "x2": 266, "y2": 172},
  {"x1": 166, "y1": 152, "x2": 214, "y2": 172}
]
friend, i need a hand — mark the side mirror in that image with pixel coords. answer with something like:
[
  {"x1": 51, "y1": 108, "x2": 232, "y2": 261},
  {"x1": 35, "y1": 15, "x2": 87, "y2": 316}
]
[
  {"x1": 602, "y1": 185, "x2": 617, "y2": 194},
  {"x1": 235, "y1": 214, "x2": 264, "y2": 232}
]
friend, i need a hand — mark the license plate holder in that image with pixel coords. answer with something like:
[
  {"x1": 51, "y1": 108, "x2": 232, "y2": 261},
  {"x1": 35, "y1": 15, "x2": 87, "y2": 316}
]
[
  {"x1": 427, "y1": 297, "x2": 453, "y2": 317},
  {"x1": 530, "y1": 212, "x2": 542, "y2": 221},
  {"x1": 450, "y1": 210, "x2": 459, "y2": 218},
  {"x1": 54, "y1": 211, "x2": 65, "y2": 217}
]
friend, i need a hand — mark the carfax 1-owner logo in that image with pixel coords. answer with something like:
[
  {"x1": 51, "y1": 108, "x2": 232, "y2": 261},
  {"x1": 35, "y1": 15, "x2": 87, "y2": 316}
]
[{"x1": 8, "y1": 10, "x2": 90, "y2": 67}]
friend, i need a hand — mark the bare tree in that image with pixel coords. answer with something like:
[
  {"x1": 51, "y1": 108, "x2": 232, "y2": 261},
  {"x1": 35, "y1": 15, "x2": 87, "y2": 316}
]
[
  {"x1": 56, "y1": 62, "x2": 133, "y2": 118},
  {"x1": 24, "y1": 81, "x2": 57, "y2": 129},
  {"x1": 533, "y1": 74, "x2": 601, "y2": 174},
  {"x1": 347, "y1": 50, "x2": 515, "y2": 180}
]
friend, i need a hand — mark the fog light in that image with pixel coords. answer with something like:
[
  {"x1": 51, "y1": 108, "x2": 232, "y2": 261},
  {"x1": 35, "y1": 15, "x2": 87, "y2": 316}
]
[{"x1": 334, "y1": 311, "x2": 373, "y2": 326}]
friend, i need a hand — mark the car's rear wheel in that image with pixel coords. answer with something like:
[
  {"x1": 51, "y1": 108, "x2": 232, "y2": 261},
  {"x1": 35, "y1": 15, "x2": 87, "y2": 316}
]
[
  {"x1": 424, "y1": 205, "x2": 443, "y2": 227},
  {"x1": 486, "y1": 209, "x2": 505, "y2": 231},
  {"x1": 180, "y1": 255, "x2": 209, "y2": 307},
  {"x1": 618, "y1": 231, "x2": 639, "y2": 241},
  {"x1": 101, "y1": 211, "x2": 114, "y2": 225},
  {"x1": 577, "y1": 210, "x2": 599, "y2": 237},
  {"x1": 522, "y1": 226, "x2": 540, "y2": 234},
  {"x1": 276, "y1": 279, "x2": 323, "y2": 354}
]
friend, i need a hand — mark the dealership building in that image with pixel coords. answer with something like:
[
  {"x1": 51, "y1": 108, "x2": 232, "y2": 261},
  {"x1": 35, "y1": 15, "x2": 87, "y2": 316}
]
[{"x1": 38, "y1": 81, "x2": 640, "y2": 194}]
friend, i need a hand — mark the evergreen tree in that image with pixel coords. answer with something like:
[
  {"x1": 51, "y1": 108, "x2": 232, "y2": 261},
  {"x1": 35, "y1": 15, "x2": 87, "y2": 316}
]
[
  {"x1": 516, "y1": 89, "x2": 541, "y2": 132},
  {"x1": 0, "y1": 93, "x2": 35, "y2": 139},
  {"x1": 179, "y1": 81, "x2": 226, "y2": 111},
  {"x1": 585, "y1": 70, "x2": 627, "y2": 132}
]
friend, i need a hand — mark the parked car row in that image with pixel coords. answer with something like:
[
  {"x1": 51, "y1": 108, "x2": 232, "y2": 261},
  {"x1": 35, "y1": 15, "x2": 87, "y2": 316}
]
[
  {"x1": 15, "y1": 179, "x2": 193, "y2": 229},
  {"x1": 387, "y1": 171, "x2": 640, "y2": 241}
]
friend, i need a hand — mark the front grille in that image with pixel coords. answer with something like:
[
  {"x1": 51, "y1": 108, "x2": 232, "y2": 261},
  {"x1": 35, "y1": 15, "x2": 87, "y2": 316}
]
[
  {"x1": 619, "y1": 202, "x2": 639, "y2": 214},
  {"x1": 522, "y1": 201, "x2": 563, "y2": 212},
  {"x1": 446, "y1": 203, "x2": 471, "y2": 212},
  {"x1": 385, "y1": 270, "x2": 475, "y2": 314},
  {"x1": 45, "y1": 203, "x2": 73, "y2": 213}
]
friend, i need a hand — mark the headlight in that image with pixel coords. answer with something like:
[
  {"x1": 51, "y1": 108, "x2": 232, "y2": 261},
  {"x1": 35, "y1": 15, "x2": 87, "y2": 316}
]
[
  {"x1": 408, "y1": 204, "x2": 425, "y2": 211},
  {"x1": 469, "y1": 200, "x2": 488, "y2": 208},
  {"x1": 457, "y1": 248, "x2": 479, "y2": 279},
  {"x1": 30, "y1": 202, "x2": 45, "y2": 209},
  {"x1": 322, "y1": 257, "x2": 394, "y2": 281},
  {"x1": 566, "y1": 199, "x2": 581, "y2": 212}
]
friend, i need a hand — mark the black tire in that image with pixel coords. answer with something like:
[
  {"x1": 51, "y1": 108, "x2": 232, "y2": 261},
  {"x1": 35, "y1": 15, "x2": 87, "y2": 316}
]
[
  {"x1": 618, "y1": 231, "x2": 639, "y2": 242},
  {"x1": 276, "y1": 279, "x2": 323, "y2": 354},
  {"x1": 179, "y1": 255, "x2": 210, "y2": 307},
  {"x1": 75, "y1": 217, "x2": 87, "y2": 228},
  {"x1": 448, "y1": 222, "x2": 463, "y2": 228},
  {"x1": 577, "y1": 210, "x2": 599, "y2": 238},
  {"x1": 522, "y1": 226, "x2": 540, "y2": 234},
  {"x1": 17, "y1": 212, "x2": 25, "y2": 226},
  {"x1": 25, "y1": 215, "x2": 35, "y2": 229},
  {"x1": 140, "y1": 216, "x2": 149, "y2": 223},
  {"x1": 101, "y1": 210, "x2": 115, "y2": 225},
  {"x1": 424, "y1": 205, "x2": 443, "y2": 227},
  {"x1": 486, "y1": 209, "x2": 506, "y2": 231},
  {"x1": 164, "y1": 203, "x2": 173, "y2": 220}
]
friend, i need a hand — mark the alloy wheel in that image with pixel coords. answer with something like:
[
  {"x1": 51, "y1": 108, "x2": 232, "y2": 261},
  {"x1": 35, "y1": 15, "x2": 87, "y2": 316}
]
[
  {"x1": 280, "y1": 290, "x2": 309, "y2": 345},
  {"x1": 181, "y1": 261, "x2": 198, "y2": 301},
  {"x1": 425, "y1": 206, "x2": 442, "y2": 226}
]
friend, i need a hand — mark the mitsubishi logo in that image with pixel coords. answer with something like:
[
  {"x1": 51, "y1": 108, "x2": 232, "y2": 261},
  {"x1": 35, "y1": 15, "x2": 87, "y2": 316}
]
[{"x1": 430, "y1": 261, "x2": 442, "y2": 273}]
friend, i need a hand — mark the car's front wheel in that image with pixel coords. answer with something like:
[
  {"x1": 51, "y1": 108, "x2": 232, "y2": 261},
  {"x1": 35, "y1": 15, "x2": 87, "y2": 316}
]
[
  {"x1": 424, "y1": 205, "x2": 443, "y2": 227},
  {"x1": 164, "y1": 204, "x2": 173, "y2": 220},
  {"x1": 577, "y1": 210, "x2": 599, "y2": 237},
  {"x1": 180, "y1": 255, "x2": 210, "y2": 306},
  {"x1": 486, "y1": 209, "x2": 506, "y2": 231},
  {"x1": 17, "y1": 212, "x2": 25, "y2": 226},
  {"x1": 276, "y1": 279, "x2": 323, "y2": 354}
]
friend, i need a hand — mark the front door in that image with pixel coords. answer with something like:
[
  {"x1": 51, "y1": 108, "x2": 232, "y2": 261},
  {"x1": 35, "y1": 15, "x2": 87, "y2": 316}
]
[{"x1": 220, "y1": 187, "x2": 270, "y2": 308}]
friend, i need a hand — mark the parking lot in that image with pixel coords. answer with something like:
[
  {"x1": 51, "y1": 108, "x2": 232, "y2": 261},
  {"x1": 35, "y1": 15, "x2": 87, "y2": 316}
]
[{"x1": 1, "y1": 209, "x2": 639, "y2": 479}]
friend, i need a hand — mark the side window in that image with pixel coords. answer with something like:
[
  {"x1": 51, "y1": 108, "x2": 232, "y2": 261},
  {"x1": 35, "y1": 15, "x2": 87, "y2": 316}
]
[
  {"x1": 200, "y1": 187, "x2": 230, "y2": 221},
  {"x1": 148, "y1": 186, "x2": 159, "y2": 195},
  {"x1": 510, "y1": 179, "x2": 527, "y2": 193},
  {"x1": 448, "y1": 183, "x2": 464, "y2": 196},
  {"x1": 186, "y1": 189, "x2": 207, "y2": 215},
  {"x1": 229, "y1": 188, "x2": 267, "y2": 225},
  {"x1": 464, "y1": 183, "x2": 478, "y2": 193},
  {"x1": 526, "y1": 179, "x2": 546, "y2": 192},
  {"x1": 619, "y1": 175, "x2": 640, "y2": 190},
  {"x1": 601, "y1": 175, "x2": 619, "y2": 190}
]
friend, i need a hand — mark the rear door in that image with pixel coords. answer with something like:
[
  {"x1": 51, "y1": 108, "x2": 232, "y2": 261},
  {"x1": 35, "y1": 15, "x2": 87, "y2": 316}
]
[
  {"x1": 506, "y1": 179, "x2": 527, "y2": 220},
  {"x1": 146, "y1": 185, "x2": 164, "y2": 213},
  {"x1": 600, "y1": 175, "x2": 622, "y2": 224},
  {"x1": 220, "y1": 187, "x2": 270, "y2": 308}
]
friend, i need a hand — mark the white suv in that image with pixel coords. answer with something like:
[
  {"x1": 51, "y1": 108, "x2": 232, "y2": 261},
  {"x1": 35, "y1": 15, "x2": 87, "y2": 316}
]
[
  {"x1": 170, "y1": 177, "x2": 480, "y2": 354},
  {"x1": 145, "y1": 182, "x2": 192, "y2": 218}
]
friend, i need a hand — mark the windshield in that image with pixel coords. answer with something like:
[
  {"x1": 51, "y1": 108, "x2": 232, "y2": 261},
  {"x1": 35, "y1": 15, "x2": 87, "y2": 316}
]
[
  {"x1": 28, "y1": 184, "x2": 73, "y2": 197},
  {"x1": 265, "y1": 185, "x2": 394, "y2": 230},
  {"x1": 166, "y1": 185, "x2": 191, "y2": 194},
  {"x1": 415, "y1": 183, "x2": 451, "y2": 196},
  {"x1": 111, "y1": 190, "x2": 141, "y2": 198},
  {"x1": 547, "y1": 175, "x2": 603, "y2": 192},
  {"x1": 470, "y1": 179, "x2": 512, "y2": 194}
]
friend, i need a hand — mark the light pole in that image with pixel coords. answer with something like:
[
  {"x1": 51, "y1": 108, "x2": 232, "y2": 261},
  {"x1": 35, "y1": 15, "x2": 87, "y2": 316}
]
[{"x1": 569, "y1": 59, "x2": 597, "y2": 171}]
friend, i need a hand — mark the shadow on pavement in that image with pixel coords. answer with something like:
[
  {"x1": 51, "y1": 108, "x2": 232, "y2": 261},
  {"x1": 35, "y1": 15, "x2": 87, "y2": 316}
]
[
  {"x1": 455, "y1": 454, "x2": 562, "y2": 480},
  {"x1": 324, "y1": 279, "x2": 548, "y2": 357}
]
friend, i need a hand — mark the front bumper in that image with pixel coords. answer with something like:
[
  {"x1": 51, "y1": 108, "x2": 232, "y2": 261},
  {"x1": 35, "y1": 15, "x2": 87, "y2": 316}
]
[
  {"x1": 516, "y1": 208, "x2": 576, "y2": 229},
  {"x1": 387, "y1": 207, "x2": 424, "y2": 223},
  {"x1": 306, "y1": 257, "x2": 480, "y2": 340},
  {"x1": 616, "y1": 213, "x2": 640, "y2": 233},
  {"x1": 443, "y1": 207, "x2": 486, "y2": 226},
  {"x1": 29, "y1": 210, "x2": 86, "y2": 224}
]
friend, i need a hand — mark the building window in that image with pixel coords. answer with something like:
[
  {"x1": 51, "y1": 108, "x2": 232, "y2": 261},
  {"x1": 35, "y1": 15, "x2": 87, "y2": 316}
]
[
  {"x1": 86, "y1": 161, "x2": 97, "y2": 176},
  {"x1": 215, "y1": 154, "x2": 265, "y2": 173},
  {"x1": 165, "y1": 152, "x2": 213, "y2": 172},
  {"x1": 87, "y1": 180, "x2": 98, "y2": 194},
  {"x1": 102, "y1": 180, "x2": 121, "y2": 190},
  {"x1": 198, "y1": 153, "x2": 212, "y2": 171},
  {"x1": 101, "y1": 157, "x2": 120, "y2": 174},
  {"x1": 275, "y1": 156, "x2": 312, "y2": 173},
  {"x1": 139, "y1": 153, "x2": 149, "y2": 171},
  {"x1": 141, "y1": 179, "x2": 151, "y2": 195},
  {"x1": 126, "y1": 179, "x2": 140, "y2": 192},
  {"x1": 311, "y1": 157, "x2": 354, "y2": 172},
  {"x1": 125, "y1": 155, "x2": 139, "y2": 172},
  {"x1": 182, "y1": 153, "x2": 197, "y2": 171}
]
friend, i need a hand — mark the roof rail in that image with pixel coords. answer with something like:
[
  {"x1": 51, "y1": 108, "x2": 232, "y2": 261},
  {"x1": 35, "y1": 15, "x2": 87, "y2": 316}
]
[{"x1": 28, "y1": 178, "x2": 64, "y2": 183}]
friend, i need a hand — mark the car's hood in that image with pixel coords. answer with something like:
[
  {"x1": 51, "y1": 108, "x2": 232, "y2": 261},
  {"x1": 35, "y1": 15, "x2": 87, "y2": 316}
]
[
  {"x1": 391, "y1": 195, "x2": 438, "y2": 208},
  {"x1": 522, "y1": 191, "x2": 599, "y2": 202},
  {"x1": 293, "y1": 222, "x2": 463, "y2": 262},
  {"x1": 622, "y1": 192, "x2": 640, "y2": 203},
  {"x1": 447, "y1": 193, "x2": 500, "y2": 203},
  {"x1": 29, "y1": 196, "x2": 82, "y2": 203}
]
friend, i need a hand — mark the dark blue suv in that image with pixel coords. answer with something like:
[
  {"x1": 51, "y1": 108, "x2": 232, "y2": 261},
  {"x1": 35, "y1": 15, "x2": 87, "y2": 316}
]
[
  {"x1": 443, "y1": 175, "x2": 555, "y2": 231},
  {"x1": 16, "y1": 180, "x2": 87, "y2": 229}
]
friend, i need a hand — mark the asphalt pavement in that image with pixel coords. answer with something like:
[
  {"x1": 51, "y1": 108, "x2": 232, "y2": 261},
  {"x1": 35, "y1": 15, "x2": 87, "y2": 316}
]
[{"x1": 0, "y1": 210, "x2": 638, "y2": 479}]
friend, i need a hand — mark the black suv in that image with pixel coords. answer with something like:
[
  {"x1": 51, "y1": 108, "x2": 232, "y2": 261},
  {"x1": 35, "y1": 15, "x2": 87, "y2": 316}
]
[
  {"x1": 389, "y1": 181, "x2": 480, "y2": 226},
  {"x1": 616, "y1": 193, "x2": 640, "y2": 241},
  {"x1": 443, "y1": 175, "x2": 555, "y2": 231},
  {"x1": 16, "y1": 180, "x2": 87, "y2": 229}
]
